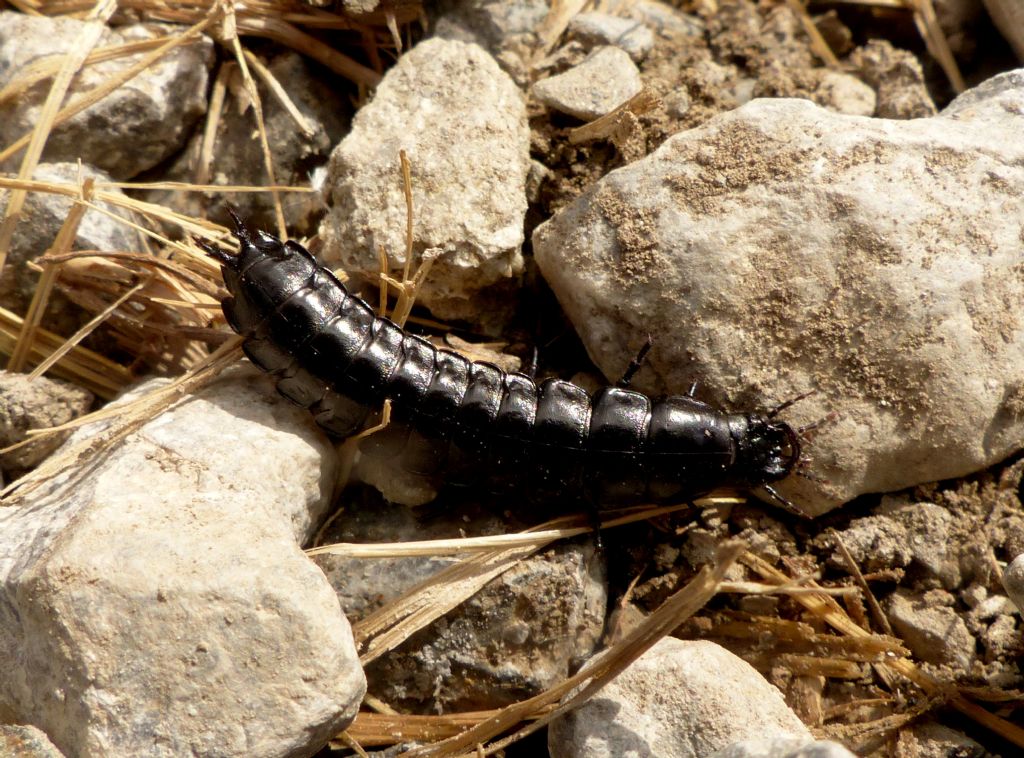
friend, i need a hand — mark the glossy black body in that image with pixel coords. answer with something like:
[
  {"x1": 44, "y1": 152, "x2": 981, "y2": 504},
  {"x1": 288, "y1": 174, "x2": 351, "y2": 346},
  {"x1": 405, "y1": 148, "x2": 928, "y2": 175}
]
[{"x1": 204, "y1": 221, "x2": 801, "y2": 508}]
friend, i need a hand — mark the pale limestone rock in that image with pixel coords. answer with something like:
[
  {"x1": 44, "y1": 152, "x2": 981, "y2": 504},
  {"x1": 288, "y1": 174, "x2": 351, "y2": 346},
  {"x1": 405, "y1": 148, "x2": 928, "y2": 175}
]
[
  {"x1": 548, "y1": 638, "x2": 810, "y2": 758},
  {"x1": 532, "y1": 46, "x2": 642, "y2": 121},
  {"x1": 320, "y1": 38, "x2": 528, "y2": 332},
  {"x1": 0, "y1": 367, "x2": 364, "y2": 757},
  {"x1": 533, "y1": 71, "x2": 1024, "y2": 515}
]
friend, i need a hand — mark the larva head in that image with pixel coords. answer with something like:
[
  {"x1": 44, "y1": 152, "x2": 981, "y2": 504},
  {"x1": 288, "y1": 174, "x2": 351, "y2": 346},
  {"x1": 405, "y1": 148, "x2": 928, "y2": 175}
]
[{"x1": 734, "y1": 415, "x2": 802, "y2": 485}]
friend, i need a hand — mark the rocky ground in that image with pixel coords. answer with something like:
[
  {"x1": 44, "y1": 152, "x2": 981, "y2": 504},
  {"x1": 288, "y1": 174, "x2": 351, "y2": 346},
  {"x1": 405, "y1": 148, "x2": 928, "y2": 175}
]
[{"x1": 0, "y1": 1, "x2": 1022, "y2": 757}]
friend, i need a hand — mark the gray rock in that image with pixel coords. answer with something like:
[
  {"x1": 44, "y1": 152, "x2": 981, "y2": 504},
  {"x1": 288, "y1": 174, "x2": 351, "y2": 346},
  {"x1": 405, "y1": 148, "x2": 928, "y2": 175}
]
[
  {"x1": 885, "y1": 589, "x2": 977, "y2": 670},
  {"x1": 0, "y1": 725, "x2": 65, "y2": 757},
  {"x1": 315, "y1": 497, "x2": 605, "y2": 712},
  {"x1": 548, "y1": 638, "x2": 810, "y2": 758},
  {"x1": 710, "y1": 738, "x2": 858, "y2": 758},
  {"x1": 0, "y1": 162, "x2": 141, "y2": 339},
  {"x1": 0, "y1": 13, "x2": 213, "y2": 179},
  {"x1": 979, "y1": 612, "x2": 1018, "y2": 661},
  {"x1": 432, "y1": 0, "x2": 549, "y2": 83},
  {"x1": 1002, "y1": 552, "x2": 1024, "y2": 613},
  {"x1": 532, "y1": 46, "x2": 643, "y2": 121},
  {"x1": 569, "y1": 12, "x2": 655, "y2": 62},
  {"x1": 320, "y1": 37, "x2": 529, "y2": 332},
  {"x1": 0, "y1": 371, "x2": 93, "y2": 473},
  {"x1": 881, "y1": 501, "x2": 962, "y2": 589},
  {"x1": 849, "y1": 39, "x2": 936, "y2": 119},
  {"x1": 0, "y1": 367, "x2": 364, "y2": 757},
  {"x1": 532, "y1": 71, "x2": 1024, "y2": 515},
  {"x1": 826, "y1": 514, "x2": 911, "y2": 574},
  {"x1": 149, "y1": 50, "x2": 349, "y2": 234}
]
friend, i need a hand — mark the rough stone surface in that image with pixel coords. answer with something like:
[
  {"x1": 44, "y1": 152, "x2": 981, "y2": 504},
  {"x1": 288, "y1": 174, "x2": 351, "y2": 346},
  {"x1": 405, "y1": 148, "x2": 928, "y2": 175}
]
[
  {"x1": 627, "y1": 1, "x2": 705, "y2": 38},
  {"x1": 0, "y1": 367, "x2": 364, "y2": 757},
  {"x1": 532, "y1": 46, "x2": 643, "y2": 121},
  {"x1": 898, "y1": 720, "x2": 989, "y2": 757},
  {"x1": 709, "y1": 738, "x2": 858, "y2": 758},
  {"x1": 548, "y1": 638, "x2": 810, "y2": 758},
  {"x1": 0, "y1": 724, "x2": 66, "y2": 757},
  {"x1": 150, "y1": 50, "x2": 349, "y2": 234},
  {"x1": 1003, "y1": 552, "x2": 1024, "y2": 613},
  {"x1": 320, "y1": 38, "x2": 529, "y2": 331},
  {"x1": 849, "y1": 39, "x2": 936, "y2": 119},
  {"x1": 814, "y1": 70, "x2": 876, "y2": 116},
  {"x1": 432, "y1": 0, "x2": 549, "y2": 83},
  {"x1": 569, "y1": 12, "x2": 655, "y2": 62},
  {"x1": 0, "y1": 371, "x2": 93, "y2": 473},
  {"x1": 532, "y1": 71, "x2": 1024, "y2": 515},
  {"x1": 880, "y1": 501, "x2": 963, "y2": 589},
  {"x1": 0, "y1": 162, "x2": 141, "y2": 339},
  {"x1": 0, "y1": 13, "x2": 213, "y2": 179},
  {"x1": 825, "y1": 514, "x2": 911, "y2": 574},
  {"x1": 314, "y1": 496, "x2": 606, "y2": 712},
  {"x1": 885, "y1": 589, "x2": 977, "y2": 670}
]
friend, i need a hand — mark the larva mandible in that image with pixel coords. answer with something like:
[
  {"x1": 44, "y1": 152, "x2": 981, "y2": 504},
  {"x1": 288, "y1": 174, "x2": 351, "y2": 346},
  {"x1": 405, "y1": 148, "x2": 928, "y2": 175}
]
[{"x1": 200, "y1": 215, "x2": 804, "y2": 512}]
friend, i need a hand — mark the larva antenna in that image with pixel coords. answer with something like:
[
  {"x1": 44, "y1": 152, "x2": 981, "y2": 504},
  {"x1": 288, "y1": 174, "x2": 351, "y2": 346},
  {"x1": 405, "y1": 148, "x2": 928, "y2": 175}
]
[
  {"x1": 194, "y1": 236, "x2": 235, "y2": 266},
  {"x1": 767, "y1": 389, "x2": 817, "y2": 419},
  {"x1": 762, "y1": 484, "x2": 809, "y2": 518}
]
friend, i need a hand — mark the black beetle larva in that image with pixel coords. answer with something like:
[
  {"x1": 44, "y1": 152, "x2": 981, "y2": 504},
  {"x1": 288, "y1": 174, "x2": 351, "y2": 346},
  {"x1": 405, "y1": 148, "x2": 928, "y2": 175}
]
[{"x1": 199, "y1": 214, "x2": 804, "y2": 512}]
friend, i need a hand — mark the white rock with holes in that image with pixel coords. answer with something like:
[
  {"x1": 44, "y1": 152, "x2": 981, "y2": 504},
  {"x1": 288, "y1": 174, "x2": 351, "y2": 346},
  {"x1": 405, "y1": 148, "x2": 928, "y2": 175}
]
[
  {"x1": 0, "y1": 367, "x2": 364, "y2": 757},
  {"x1": 533, "y1": 69, "x2": 1024, "y2": 515}
]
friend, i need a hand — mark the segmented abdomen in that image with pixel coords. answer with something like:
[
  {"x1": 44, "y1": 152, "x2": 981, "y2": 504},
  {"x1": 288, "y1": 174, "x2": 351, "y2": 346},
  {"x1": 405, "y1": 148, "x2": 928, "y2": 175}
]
[{"x1": 206, "y1": 221, "x2": 797, "y2": 509}]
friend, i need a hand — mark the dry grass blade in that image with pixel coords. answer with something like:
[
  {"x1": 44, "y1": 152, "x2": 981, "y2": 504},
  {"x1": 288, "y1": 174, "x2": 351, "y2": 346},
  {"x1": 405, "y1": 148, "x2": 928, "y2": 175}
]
[
  {"x1": 220, "y1": 1, "x2": 287, "y2": 238},
  {"x1": 567, "y1": 89, "x2": 660, "y2": 145},
  {"x1": 28, "y1": 277, "x2": 148, "y2": 380},
  {"x1": 0, "y1": 304, "x2": 131, "y2": 398},
  {"x1": 0, "y1": 11, "x2": 217, "y2": 168},
  {"x1": 344, "y1": 503, "x2": 693, "y2": 667},
  {"x1": 534, "y1": 0, "x2": 589, "y2": 58},
  {"x1": 0, "y1": 35, "x2": 180, "y2": 106},
  {"x1": 905, "y1": 0, "x2": 965, "y2": 93},
  {"x1": 241, "y1": 47, "x2": 315, "y2": 137},
  {"x1": 351, "y1": 532, "x2": 549, "y2": 664},
  {"x1": 402, "y1": 540, "x2": 746, "y2": 757},
  {"x1": 8, "y1": 175, "x2": 94, "y2": 371},
  {"x1": 741, "y1": 551, "x2": 1024, "y2": 748},
  {"x1": 235, "y1": 14, "x2": 381, "y2": 87},
  {"x1": 344, "y1": 707, "x2": 556, "y2": 748},
  {"x1": 0, "y1": 0, "x2": 112, "y2": 274},
  {"x1": 0, "y1": 335, "x2": 242, "y2": 504},
  {"x1": 784, "y1": 0, "x2": 840, "y2": 66},
  {"x1": 984, "y1": 0, "x2": 1024, "y2": 60}
]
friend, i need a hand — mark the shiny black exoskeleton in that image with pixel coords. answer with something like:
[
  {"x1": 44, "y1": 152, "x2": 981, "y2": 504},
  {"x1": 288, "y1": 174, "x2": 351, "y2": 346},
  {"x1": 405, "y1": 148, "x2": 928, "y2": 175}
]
[{"x1": 200, "y1": 216, "x2": 801, "y2": 508}]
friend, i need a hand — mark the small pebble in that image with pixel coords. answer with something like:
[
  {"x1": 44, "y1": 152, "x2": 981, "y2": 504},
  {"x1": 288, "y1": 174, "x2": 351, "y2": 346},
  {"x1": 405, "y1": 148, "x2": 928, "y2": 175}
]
[
  {"x1": 569, "y1": 11, "x2": 655, "y2": 62},
  {"x1": 886, "y1": 589, "x2": 977, "y2": 670},
  {"x1": 532, "y1": 46, "x2": 642, "y2": 121},
  {"x1": 1002, "y1": 553, "x2": 1024, "y2": 613}
]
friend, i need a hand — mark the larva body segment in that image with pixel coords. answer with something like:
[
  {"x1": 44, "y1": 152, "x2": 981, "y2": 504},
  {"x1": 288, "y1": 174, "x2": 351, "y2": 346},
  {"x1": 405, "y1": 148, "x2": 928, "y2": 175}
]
[{"x1": 202, "y1": 219, "x2": 802, "y2": 510}]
